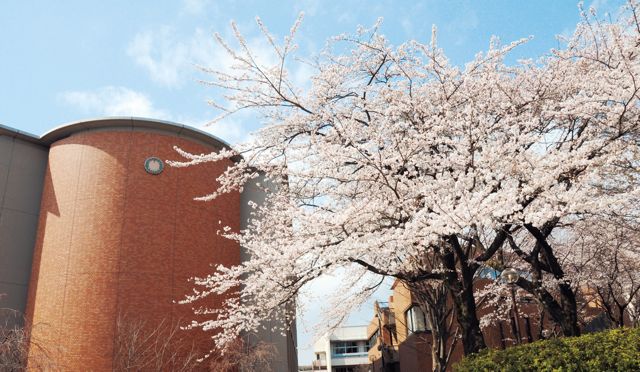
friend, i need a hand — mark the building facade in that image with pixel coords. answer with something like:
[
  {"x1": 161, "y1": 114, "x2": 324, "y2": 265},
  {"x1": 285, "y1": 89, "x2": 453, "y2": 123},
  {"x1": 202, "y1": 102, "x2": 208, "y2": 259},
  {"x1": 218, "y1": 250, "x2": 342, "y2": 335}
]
[
  {"x1": 366, "y1": 282, "x2": 435, "y2": 372},
  {"x1": 311, "y1": 326, "x2": 370, "y2": 372},
  {"x1": 366, "y1": 279, "x2": 550, "y2": 372},
  {"x1": 0, "y1": 117, "x2": 296, "y2": 371}
]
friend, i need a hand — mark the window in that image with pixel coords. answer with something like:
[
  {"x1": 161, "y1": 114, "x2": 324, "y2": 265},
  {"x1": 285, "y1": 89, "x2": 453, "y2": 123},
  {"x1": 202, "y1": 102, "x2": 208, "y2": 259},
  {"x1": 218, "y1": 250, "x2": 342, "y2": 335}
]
[
  {"x1": 368, "y1": 329, "x2": 379, "y2": 349},
  {"x1": 335, "y1": 368, "x2": 359, "y2": 372},
  {"x1": 332, "y1": 341, "x2": 359, "y2": 355},
  {"x1": 405, "y1": 305, "x2": 429, "y2": 334},
  {"x1": 476, "y1": 266, "x2": 500, "y2": 280}
]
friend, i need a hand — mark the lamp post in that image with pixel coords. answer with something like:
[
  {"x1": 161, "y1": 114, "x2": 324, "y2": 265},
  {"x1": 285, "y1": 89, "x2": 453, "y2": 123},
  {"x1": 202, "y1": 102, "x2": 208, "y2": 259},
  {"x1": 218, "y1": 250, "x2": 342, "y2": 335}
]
[{"x1": 501, "y1": 268, "x2": 522, "y2": 345}]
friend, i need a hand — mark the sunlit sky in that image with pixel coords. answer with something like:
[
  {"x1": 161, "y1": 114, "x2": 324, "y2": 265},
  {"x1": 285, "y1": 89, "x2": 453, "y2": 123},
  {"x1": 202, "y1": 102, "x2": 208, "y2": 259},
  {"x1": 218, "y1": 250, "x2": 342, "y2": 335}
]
[{"x1": 0, "y1": 0, "x2": 625, "y2": 365}]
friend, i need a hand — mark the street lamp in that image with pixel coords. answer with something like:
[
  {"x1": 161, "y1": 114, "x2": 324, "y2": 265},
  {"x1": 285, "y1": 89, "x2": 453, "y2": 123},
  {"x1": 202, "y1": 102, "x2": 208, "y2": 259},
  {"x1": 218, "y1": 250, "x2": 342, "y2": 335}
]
[
  {"x1": 501, "y1": 268, "x2": 522, "y2": 345},
  {"x1": 501, "y1": 268, "x2": 520, "y2": 285}
]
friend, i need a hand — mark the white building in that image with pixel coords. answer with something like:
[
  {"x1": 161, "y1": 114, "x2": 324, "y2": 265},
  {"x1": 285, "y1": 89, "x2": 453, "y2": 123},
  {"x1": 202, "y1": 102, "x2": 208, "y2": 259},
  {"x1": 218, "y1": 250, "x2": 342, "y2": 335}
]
[{"x1": 311, "y1": 325, "x2": 370, "y2": 372}]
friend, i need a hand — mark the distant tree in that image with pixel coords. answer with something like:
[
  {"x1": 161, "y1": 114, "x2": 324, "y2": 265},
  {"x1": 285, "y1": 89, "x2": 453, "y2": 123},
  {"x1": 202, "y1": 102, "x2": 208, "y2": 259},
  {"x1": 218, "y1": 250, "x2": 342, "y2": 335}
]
[
  {"x1": 208, "y1": 335, "x2": 277, "y2": 372},
  {"x1": 563, "y1": 216, "x2": 640, "y2": 328},
  {"x1": 113, "y1": 314, "x2": 200, "y2": 372},
  {"x1": 0, "y1": 309, "x2": 60, "y2": 371},
  {"x1": 170, "y1": 1, "x2": 640, "y2": 355}
]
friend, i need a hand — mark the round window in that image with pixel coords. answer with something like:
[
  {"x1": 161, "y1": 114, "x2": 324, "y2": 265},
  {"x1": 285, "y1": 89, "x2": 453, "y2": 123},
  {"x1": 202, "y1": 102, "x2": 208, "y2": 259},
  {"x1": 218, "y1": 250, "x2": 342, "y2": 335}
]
[{"x1": 144, "y1": 157, "x2": 164, "y2": 175}]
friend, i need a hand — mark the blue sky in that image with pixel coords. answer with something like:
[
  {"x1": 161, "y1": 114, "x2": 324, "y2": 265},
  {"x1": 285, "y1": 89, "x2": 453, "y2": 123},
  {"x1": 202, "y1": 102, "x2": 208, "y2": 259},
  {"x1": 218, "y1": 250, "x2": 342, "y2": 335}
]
[{"x1": 0, "y1": 0, "x2": 625, "y2": 365}]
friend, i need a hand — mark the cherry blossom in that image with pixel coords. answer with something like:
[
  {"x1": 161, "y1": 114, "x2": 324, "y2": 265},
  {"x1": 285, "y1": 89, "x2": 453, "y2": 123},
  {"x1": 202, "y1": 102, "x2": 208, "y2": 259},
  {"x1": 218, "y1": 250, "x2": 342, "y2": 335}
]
[{"x1": 169, "y1": 1, "x2": 640, "y2": 355}]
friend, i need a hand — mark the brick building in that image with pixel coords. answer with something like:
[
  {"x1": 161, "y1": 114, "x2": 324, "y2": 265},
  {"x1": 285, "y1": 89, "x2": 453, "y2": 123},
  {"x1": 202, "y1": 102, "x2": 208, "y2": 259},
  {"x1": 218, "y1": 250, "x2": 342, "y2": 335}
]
[
  {"x1": 366, "y1": 278, "x2": 551, "y2": 371},
  {"x1": 0, "y1": 117, "x2": 297, "y2": 371}
]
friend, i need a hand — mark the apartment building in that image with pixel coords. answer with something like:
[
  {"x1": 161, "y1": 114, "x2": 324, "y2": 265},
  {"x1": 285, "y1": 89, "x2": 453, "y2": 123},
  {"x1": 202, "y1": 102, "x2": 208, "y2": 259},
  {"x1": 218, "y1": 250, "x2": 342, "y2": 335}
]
[
  {"x1": 311, "y1": 325, "x2": 370, "y2": 372},
  {"x1": 366, "y1": 278, "x2": 549, "y2": 371}
]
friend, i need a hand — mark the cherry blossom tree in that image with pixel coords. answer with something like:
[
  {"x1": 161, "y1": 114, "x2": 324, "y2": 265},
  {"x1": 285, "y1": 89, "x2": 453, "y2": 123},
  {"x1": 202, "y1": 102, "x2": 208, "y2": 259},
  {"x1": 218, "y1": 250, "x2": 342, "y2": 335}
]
[
  {"x1": 562, "y1": 215, "x2": 640, "y2": 328},
  {"x1": 170, "y1": 1, "x2": 640, "y2": 356}
]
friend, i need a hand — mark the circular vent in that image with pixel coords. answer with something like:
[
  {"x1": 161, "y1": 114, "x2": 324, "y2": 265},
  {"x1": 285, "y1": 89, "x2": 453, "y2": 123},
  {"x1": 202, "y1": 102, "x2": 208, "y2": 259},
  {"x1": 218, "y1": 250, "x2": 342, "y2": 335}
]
[{"x1": 144, "y1": 157, "x2": 164, "y2": 175}]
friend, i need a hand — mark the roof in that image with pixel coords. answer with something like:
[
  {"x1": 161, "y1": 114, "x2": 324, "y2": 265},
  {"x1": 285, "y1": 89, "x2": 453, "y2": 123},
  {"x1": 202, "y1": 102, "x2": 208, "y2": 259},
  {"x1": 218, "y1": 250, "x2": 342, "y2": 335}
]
[
  {"x1": 312, "y1": 325, "x2": 369, "y2": 352},
  {"x1": 0, "y1": 123, "x2": 42, "y2": 146},
  {"x1": 0, "y1": 117, "x2": 232, "y2": 150},
  {"x1": 328, "y1": 325, "x2": 368, "y2": 341}
]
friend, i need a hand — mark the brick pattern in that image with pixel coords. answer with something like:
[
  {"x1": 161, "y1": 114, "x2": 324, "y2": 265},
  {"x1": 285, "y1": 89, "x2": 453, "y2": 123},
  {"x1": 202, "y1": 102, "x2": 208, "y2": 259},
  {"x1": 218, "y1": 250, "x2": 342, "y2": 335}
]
[{"x1": 25, "y1": 130, "x2": 240, "y2": 370}]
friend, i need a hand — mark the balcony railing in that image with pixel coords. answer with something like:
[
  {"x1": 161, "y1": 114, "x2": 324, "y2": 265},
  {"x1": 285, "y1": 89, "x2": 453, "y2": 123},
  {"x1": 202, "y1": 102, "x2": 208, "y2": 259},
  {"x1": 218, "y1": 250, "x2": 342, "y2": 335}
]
[{"x1": 312, "y1": 359, "x2": 327, "y2": 368}]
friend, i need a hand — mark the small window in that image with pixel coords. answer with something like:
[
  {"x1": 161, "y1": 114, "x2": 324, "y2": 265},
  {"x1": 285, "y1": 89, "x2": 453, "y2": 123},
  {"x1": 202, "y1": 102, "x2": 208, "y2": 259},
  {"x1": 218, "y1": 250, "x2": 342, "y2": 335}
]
[
  {"x1": 368, "y1": 328, "x2": 379, "y2": 349},
  {"x1": 476, "y1": 266, "x2": 500, "y2": 280},
  {"x1": 406, "y1": 305, "x2": 430, "y2": 334},
  {"x1": 335, "y1": 368, "x2": 359, "y2": 372}
]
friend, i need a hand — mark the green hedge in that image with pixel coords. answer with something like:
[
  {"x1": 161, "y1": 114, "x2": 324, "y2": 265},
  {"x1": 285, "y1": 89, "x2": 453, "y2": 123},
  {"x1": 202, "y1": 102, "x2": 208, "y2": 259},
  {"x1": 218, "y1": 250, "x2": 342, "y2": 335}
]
[{"x1": 454, "y1": 327, "x2": 640, "y2": 372}]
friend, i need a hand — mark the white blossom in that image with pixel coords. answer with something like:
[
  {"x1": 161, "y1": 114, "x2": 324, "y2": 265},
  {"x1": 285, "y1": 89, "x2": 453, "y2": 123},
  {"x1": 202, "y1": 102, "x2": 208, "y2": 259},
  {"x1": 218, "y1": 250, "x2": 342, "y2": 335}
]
[{"x1": 171, "y1": 2, "x2": 640, "y2": 350}]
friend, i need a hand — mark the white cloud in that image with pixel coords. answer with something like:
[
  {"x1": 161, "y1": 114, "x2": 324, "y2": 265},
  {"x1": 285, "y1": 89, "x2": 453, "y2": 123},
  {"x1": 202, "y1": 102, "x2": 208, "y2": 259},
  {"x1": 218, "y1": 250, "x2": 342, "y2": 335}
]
[
  {"x1": 198, "y1": 118, "x2": 250, "y2": 145},
  {"x1": 181, "y1": 0, "x2": 210, "y2": 15},
  {"x1": 126, "y1": 26, "x2": 225, "y2": 88},
  {"x1": 59, "y1": 86, "x2": 170, "y2": 119},
  {"x1": 127, "y1": 27, "x2": 198, "y2": 87},
  {"x1": 445, "y1": 6, "x2": 479, "y2": 46},
  {"x1": 59, "y1": 88, "x2": 255, "y2": 146},
  {"x1": 59, "y1": 87, "x2": 250, "y2": 145},
  {"x1": 124, "y1": 21, "x2": 314, "y2": 144},
  {"x1": 589, "y1": 0, "x2": 609, "y2": 12},
  {"x1": 295, "y1": 0, "x2": 321, "y2": 17},
  {"x1": 127, "y1": 21, "x2": 288, "y2": 88}
]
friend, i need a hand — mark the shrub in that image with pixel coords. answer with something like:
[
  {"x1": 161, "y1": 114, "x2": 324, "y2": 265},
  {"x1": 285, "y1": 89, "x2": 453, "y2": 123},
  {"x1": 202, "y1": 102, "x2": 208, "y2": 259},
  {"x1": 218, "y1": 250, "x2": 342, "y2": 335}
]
[
  {"x1": 0, "y1": 309, "x2": 61, "y2": 371},
  {"x1": 454, "y1": 327, "x2": 640, "y2": 372}
]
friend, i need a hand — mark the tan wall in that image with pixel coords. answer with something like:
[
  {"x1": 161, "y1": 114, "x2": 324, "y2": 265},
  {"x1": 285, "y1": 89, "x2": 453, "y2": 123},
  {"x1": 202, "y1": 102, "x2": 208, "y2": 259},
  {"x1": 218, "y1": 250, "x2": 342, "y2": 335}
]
[
  {"x1": 392, "y1": 282, "x2": 432, "y2": 372},
  {"x1": 368, "y1": 279, "x2": 552, "y2": 372},
  {"x1": 25, "y1": 130, "x2": 240, "y2": 370},
  {"x1": 367, "y1": 301, "x2": 398, "y2": 370}
]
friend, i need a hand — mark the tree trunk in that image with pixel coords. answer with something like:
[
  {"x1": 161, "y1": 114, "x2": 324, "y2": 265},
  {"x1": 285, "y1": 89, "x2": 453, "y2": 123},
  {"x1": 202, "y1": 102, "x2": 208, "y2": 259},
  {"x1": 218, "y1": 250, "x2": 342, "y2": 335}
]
[
  {"x1": 558, "y1": 282, "x2": 580, "y2": 336},
  {"x1": 618, "y1": 304, "x2": 626, "y2": 328},
  {"x1": 430, "y1": 332, "x2": 445, "y2": 372},
  {"x1": 445, "y1": 271, "x2": 486, "y2": 354},
  {"x1": 519, "y1": 278, "x2": 580, "y2": 337},
  {"x1": 523, "y1": 223, "x2": 581, "y2": 337},
  {"x1": 441, "y1": 240, "x2": 486, "y2": 355},
  {"x1": 452, "y1": 290, "x2": 486, "y2": 355}
]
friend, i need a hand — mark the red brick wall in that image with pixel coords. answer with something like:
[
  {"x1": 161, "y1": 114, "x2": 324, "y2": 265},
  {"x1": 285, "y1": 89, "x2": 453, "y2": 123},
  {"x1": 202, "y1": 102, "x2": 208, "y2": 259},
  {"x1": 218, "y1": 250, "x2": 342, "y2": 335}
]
[{"x1": 25, "y1": 130, "x2": 240, "y2": 370}]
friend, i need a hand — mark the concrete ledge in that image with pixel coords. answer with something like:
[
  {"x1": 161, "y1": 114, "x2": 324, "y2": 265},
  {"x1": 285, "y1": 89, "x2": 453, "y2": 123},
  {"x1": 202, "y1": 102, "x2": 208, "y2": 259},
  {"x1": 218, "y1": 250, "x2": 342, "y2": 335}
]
[
  {"x1": 1, "y1": 117, "x2": 233, "y2": 152},
  {"x1": 39, "y1": 117, "x2": 233, "y2": 150},
  {"x1": 0, "y1": 123, "x2": 44, "y2": 147}
]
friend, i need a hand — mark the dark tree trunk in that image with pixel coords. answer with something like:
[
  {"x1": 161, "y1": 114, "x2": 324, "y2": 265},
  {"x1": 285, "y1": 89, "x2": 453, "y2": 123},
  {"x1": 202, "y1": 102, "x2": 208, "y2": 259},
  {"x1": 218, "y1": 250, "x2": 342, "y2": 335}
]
[
  {"x1": 444, "y1": 288, "x2": 487, "y2": 355},
  {"x1": 519, "y1": 223, "x2": 581, "y2": 337},
  {"x1": 558, "y1": 282, "x2": 580, "y2": 336},
  {"x1": 441, "y1": 238, "x2": 486, "y2": 355},
  {"x1": 618, "y1": 304, "x2": 626, "y2": 328},
  {"x1": 509, "y1": 316, "x2": 519, "y2": 345},
  {"x1": 518, "y1": 277, "x2": 580, "y2": 337},
  {"x1": 498, "y1": 322, "x2": 506, "y2": 349},
  {"x1": 524, "y1": 316, "x2": 533, "y2": 343},
  {"x1": 451, "y1": 286, "x2": 486, "y2": 354}
]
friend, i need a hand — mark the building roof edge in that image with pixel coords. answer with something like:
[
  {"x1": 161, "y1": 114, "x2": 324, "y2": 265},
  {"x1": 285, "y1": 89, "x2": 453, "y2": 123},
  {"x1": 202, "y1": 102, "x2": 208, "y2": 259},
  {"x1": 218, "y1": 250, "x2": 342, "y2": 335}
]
[
  {"x1": 0, "y1": 122, "x2": 45, "y2": 146},
  {"x1": 39, "y1": 117, "x2": 233, "y2": 150}
]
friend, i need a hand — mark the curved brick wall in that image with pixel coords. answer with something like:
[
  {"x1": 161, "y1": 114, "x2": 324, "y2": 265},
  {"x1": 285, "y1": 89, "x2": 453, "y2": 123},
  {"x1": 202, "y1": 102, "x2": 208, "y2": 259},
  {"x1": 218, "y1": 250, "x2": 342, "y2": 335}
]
[{"x1": 26, "y1": 129, "x2": 239, "y2": 369}]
